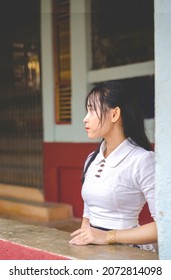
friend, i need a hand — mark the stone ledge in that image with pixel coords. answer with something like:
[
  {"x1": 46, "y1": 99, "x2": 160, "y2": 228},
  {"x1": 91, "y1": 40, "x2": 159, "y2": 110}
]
[{"x1": 0, "y1": 218, "x2": 159, "y2": 260}]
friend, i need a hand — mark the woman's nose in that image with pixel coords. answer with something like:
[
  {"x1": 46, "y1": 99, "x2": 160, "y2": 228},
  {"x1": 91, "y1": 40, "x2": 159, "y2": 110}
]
[{"x1": 83, "y1": 113, "x2": 88, "y2": 123}]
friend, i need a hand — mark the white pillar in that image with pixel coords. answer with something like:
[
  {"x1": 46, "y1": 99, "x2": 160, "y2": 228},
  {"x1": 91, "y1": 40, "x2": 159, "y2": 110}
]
[
  {"x1": 155, "y1": 0, "x2": 171, "y2": 259},
  {"x1": 70, "y1": 0, "x2": 92, "y2": 142},
  {"x1": 41, "y1": 0, "x2": 55, "y2": 142}
]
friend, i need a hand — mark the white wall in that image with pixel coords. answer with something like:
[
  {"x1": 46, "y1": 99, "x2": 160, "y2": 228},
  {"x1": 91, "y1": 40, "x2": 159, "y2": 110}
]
[{"x1": 155, "y1": 0, "x2": 171, "y2": 259}]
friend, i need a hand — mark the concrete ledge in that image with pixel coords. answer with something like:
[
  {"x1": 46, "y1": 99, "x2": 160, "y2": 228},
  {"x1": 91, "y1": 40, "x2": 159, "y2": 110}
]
[{"x1": 0, "y1": 218, "x2": 159, "y2": 260}]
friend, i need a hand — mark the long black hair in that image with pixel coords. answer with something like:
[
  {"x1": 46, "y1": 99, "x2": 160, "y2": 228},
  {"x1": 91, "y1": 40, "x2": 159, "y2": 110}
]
[{"x1": 82, "y1": 80, "x2": 152, "y2": 183}]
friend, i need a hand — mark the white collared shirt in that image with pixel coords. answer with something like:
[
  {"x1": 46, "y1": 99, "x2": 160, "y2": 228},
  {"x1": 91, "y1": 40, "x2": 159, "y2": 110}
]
[{"x1": 82, "y1": 139, "x2": 155, "y2": 230}]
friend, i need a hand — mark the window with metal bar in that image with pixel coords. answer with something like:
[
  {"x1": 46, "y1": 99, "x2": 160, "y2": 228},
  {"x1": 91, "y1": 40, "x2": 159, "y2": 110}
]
[{"x1": 52, "y1": 0, "x2": 71, "y2": 124}]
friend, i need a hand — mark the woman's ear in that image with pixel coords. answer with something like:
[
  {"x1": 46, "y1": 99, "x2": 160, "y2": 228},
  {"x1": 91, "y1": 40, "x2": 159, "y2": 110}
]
[{"x1": 111, "y1": 107, "x2": 121, "y2": 122}]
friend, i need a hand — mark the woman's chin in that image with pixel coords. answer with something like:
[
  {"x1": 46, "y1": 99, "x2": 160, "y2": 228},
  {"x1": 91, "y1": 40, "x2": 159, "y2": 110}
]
[{"x1": 88, "y1": 134, "x2": 99, "y2": 140}]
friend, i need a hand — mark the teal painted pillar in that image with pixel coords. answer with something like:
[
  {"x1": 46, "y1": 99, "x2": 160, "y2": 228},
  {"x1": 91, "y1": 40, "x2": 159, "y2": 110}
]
[{"x1": 155, "y1": 0, "x2": 171, "y2": 259}]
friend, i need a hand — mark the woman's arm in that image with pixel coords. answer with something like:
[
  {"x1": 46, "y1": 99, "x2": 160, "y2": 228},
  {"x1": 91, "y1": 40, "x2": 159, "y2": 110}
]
[
  {"x1": 69, "y1": 221, "x2": 157, "y2": 246},
  {"x1": 81, "y1": 217, "x2": 90, "y2": 228},
  {"x1": 108, "y1": 221, "x2": 157, "y2": 245}
]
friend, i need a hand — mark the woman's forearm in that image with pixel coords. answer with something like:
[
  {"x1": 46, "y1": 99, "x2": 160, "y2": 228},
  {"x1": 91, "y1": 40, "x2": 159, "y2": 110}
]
[{"x1": 107, "y1": 222, "x2": 157, "y2": 245}]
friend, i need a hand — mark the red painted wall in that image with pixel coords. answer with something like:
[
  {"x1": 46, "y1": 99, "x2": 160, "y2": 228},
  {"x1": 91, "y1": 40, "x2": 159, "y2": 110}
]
[
  {"x1": 43, "y1": 142, "x2": 97, "y2": 217},
  {"x1": 43, "y1": 142, "x2": 153, "y2": 224}
]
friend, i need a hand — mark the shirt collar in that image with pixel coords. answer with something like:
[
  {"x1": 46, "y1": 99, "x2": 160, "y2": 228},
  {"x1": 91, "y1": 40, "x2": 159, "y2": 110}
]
[{"x1": 94, "y1": 138, "x2": 136, "y2": 167}]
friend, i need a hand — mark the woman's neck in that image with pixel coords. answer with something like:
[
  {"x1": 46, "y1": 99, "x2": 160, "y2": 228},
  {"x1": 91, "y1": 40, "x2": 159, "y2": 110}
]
[{"x1": 104, "y1": 135, "x2": 126, "y2": 158}]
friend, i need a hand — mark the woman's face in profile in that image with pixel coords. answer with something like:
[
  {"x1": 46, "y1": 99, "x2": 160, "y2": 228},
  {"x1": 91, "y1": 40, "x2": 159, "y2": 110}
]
[{"x1": 83, "y1": 97, "x2": 114, "y2": 140}]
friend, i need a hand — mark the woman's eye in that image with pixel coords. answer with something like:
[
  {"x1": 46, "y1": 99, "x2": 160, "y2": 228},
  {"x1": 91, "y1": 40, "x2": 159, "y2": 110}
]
[
  {"x1": 87, "y1": 105, "x2": 95, "y2": 112},
  {"x1": 89, "y1": 107, "x2": 94, "y2": 112}
]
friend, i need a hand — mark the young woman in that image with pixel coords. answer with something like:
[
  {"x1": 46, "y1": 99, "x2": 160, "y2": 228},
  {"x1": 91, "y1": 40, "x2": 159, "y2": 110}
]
[{"x1": 69, "y1": 81, "x2": 157, "y2": 251}]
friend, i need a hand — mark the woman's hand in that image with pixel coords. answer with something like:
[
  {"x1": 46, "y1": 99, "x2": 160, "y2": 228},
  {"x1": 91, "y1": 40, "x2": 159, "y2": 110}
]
[{"x1": 69, "y1": 227, "x2": 108, "y2": 246}]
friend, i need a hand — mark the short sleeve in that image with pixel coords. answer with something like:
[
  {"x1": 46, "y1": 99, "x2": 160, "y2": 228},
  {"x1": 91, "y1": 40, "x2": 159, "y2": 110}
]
[{"x1": 136, "y1": 151, "x2": 155, "y2": 220}]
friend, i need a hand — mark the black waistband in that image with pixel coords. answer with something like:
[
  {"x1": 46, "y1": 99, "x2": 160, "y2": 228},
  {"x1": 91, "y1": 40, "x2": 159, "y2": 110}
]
[{"x1": 90, "y1": 223, "x2": 111, "y2": 231}]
